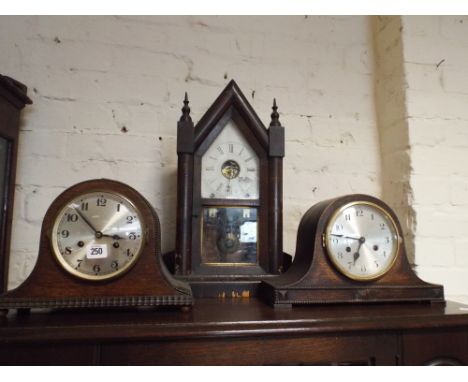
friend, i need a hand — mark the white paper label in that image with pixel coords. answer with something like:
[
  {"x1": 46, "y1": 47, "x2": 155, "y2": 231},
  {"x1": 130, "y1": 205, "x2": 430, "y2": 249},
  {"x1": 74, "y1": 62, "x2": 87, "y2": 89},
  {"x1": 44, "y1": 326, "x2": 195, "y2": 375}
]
[
  {"x1": 86, "y1": 244, "x2": 108, "y2": 259},
  {"x1": 240, "y1": 221, "x2": 257, "y2": 243}
]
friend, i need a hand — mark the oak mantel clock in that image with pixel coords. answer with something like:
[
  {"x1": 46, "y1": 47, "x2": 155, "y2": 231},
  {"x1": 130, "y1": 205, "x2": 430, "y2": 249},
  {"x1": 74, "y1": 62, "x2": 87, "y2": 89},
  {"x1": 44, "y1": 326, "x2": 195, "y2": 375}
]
[
  {"x1": 0, "y1": 179, "x2": 193, "y2": 312},
  {"x1": 174, "y1": 80, "x2": 285, "y2": 297},
  {"x1": 0, "y1": 74, "x2": 32, "y2": 294},
  {"x1": 260, "y1": 194, "x2": 445, "y2": 307}
]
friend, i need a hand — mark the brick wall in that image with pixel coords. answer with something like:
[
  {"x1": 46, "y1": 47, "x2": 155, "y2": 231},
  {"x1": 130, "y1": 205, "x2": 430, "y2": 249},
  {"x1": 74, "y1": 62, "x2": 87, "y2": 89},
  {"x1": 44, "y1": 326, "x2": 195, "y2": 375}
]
[
  {"x1": 0, "y1": 16, "x2": 381, "y2": 289},
  {"x1": 402, "y1": 16, "x2": 468, "y2": 304},
  {"x1": 2, "y1": 16, "x2": 465, "y2": 304}
]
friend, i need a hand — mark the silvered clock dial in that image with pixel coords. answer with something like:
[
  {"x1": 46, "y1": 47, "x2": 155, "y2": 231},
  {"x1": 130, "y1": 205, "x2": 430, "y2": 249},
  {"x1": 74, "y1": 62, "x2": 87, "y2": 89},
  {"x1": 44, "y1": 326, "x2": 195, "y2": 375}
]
[
  {"x1": 324, "y1": 201, "x2": 399, "y2": 281},
  {"x1": 51, "y1": 191, "x2": 144, "y2": 281},
  {"x1": 201, "y1": 119, "x2": 259, "y2": 200}
]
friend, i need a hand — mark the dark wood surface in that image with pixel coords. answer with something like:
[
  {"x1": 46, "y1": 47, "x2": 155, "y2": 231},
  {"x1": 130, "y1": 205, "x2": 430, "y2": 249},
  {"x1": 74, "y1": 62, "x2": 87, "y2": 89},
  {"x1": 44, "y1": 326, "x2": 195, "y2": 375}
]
[
  {"x1": 0, "y1": 179, "x2": 193, "y2": 310},
  {"x1": 261, "y1": 194, "x2": 444, "y2": 306},
  {"x1": 175, "y1": 80, "x2": 285, "y2": 297},
  {"x1": 0, "y1": 74, "x2": 32, "y2": 294},
  {"x1": 1, "y1": 298, "x2": 468, "y2": 365}
]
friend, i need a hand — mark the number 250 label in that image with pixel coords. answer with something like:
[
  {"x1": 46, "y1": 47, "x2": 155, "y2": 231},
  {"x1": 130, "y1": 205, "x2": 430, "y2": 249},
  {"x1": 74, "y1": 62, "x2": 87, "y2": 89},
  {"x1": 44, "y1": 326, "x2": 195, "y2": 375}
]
[{"x1": 86, "y1": 244, "x2": 108, "y2": 259}]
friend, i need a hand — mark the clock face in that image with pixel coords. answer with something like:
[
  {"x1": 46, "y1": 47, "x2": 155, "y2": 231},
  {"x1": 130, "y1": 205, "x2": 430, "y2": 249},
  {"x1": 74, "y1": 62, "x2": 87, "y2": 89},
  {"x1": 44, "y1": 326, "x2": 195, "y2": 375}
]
[
  {"x1": 51, "y1": 191, "x2": 145, "y2": 281},
  {"x1": 324, "y1": 201, "x2": 399, "y2": 281},
  {"x1": 201, "y1": 120, "x2": 259, "y2": 200}
]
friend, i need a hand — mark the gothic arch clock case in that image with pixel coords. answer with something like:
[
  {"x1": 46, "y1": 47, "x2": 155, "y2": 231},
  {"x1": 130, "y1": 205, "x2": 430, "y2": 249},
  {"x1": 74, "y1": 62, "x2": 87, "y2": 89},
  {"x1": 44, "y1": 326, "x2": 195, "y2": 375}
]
[{"x1": 175, "y1": 80, "x2": 285, "y2": 297}]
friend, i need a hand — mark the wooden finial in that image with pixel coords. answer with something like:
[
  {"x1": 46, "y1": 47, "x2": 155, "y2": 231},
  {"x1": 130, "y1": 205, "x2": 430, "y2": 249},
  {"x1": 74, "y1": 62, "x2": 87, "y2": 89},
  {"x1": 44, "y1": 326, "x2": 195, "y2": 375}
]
[
  {"x1": 270, "y1": 98, "x2": 281, "y2": 127},
  {"x1": 180, "y1": 92, "x2": 192, "y2": 123}
]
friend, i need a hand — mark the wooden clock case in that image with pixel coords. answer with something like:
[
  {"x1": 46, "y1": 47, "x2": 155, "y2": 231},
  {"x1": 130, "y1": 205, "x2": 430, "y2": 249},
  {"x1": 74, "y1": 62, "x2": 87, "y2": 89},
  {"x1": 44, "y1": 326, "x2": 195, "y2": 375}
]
[
  {"x1": 174, "y1": 80, "x2": 286, "y2": 297},
  {"x1": 0, "y1": 179, "x2": 193, "y2": 312},
  {"x1": 0, "y1": 74, "x2": 32, "y2": 294},
  {"x1": 260, "y1": 194, "x2": 445, "y2": 308}
]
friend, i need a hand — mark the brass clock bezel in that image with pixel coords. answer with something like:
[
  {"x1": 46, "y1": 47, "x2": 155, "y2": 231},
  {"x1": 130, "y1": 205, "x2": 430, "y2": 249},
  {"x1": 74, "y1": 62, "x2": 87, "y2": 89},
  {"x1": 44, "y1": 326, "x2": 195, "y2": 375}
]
[
  {"x1": 50, "y1": 190, "x2": 146, "y2": 282},
  {"x1": 324, "y1": 200, "x2": 400, "y2": 282}
]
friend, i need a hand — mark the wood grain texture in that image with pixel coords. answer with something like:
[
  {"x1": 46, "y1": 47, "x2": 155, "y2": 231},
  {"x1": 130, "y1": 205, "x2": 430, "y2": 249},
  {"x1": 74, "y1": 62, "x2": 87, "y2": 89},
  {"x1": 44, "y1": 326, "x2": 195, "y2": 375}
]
[
  {"x1": 0, "y1": 179, "x2": 193, "y2": 310},
  {"x1": 260, "y1": 194, "x2": 444, "y2": 306},
  {"x1": 174, "y1": 80, "x2": 284, "y2": 297},
  {"x1": 1, "y1": 299, "x2": 468, "y2": 365},
  {"x1": 0, "y1": 75, "x2": 32, "y2": 294}
]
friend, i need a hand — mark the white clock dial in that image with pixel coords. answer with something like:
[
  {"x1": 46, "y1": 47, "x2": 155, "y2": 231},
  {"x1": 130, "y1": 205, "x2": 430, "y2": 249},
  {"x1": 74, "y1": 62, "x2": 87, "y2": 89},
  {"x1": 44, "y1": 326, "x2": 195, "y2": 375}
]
[
  {"x1": 201, "y1": 119, "x2": 259, "y2": 199},
  {"x1": 325, "y1": 201, "x2": 399, "y2": 281},
  {"x1": 51, "y1": 191, "x2": 144, "y2": 281}
]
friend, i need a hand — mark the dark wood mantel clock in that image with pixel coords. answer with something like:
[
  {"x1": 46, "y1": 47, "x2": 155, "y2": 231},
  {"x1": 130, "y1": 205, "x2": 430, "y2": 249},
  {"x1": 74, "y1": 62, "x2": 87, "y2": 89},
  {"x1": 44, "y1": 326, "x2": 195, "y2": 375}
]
[
  {"x1": 0, "y1": 74, "x2": 32, "y2": 294},
  {"x1": 260, "y1": 194, "x2": 445, "y2": 308},
  {"x1": 174, "y1": 80, "x2": 285, "y2": 297},
  {"x1": 0, "y1": 179, "x2": 193, "y2": 312}
]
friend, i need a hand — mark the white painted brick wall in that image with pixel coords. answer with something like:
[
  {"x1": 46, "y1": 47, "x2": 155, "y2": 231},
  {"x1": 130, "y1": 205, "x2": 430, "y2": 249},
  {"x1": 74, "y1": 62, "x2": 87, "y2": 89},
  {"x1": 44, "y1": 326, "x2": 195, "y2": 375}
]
[
  {"x1": 0, "y1": 16, "x2": 381, "y2": 289},
  {"x1": 402, "y1": 16, "x2": 468, "y2": 304}
]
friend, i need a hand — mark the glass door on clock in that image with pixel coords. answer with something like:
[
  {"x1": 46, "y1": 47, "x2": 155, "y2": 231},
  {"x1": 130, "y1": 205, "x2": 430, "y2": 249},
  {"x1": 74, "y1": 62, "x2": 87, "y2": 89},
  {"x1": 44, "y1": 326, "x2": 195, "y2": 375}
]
[{"x1": 200, "y1": 119, "x2": 260, "y2": 265}]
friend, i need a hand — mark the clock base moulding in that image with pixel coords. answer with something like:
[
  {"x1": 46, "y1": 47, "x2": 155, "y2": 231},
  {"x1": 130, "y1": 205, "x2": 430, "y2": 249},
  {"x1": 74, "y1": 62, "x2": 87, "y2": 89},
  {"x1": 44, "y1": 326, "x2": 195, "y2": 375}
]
[
  {"x1": 0, "y1": 179, "x2": 193, "y2": 314},
  {"x1": 260, "y1": 194, "x2": 445, "y2": 308}
]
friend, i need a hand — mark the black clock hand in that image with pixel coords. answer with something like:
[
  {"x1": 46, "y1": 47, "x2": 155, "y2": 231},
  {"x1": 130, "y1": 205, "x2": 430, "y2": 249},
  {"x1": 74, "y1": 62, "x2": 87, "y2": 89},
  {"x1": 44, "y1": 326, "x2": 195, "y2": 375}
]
[
  {"x1": 73, "y1": 207, "x2": 99, "y2": 235},
  {"x1": 101, "y1": 233, "x2": 123, "y2": 240},
  {"x1": 353, "y1": 237, "x2": 366, "y2": 265},
  {"x1": 330, "y1": 234, "x2": 361, "y2": 241}
]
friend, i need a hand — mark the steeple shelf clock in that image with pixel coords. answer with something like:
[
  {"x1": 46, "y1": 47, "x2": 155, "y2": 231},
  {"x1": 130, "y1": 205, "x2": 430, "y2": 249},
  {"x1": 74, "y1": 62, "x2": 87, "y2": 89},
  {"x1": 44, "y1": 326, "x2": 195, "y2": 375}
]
[{"x1": 174, "y1": 80, "x2": 286, "y2": 297}]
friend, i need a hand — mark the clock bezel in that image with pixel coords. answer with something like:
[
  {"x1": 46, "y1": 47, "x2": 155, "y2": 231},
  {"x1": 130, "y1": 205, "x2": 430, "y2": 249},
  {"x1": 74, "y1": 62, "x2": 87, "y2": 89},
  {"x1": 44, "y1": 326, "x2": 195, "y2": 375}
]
[
  {"x1": 324, "y1": 200, "x2": 400, "y2": 282},
  {"x1": 50, "y1": 190, "x2": 146, "y2": 282}
]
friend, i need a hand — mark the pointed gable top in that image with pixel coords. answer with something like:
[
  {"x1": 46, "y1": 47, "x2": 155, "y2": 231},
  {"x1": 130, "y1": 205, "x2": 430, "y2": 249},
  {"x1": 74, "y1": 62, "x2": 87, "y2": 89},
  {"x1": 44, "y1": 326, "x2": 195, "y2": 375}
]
[{"x1": 194, "y1": 80, "x2": 269, "y2": 150}]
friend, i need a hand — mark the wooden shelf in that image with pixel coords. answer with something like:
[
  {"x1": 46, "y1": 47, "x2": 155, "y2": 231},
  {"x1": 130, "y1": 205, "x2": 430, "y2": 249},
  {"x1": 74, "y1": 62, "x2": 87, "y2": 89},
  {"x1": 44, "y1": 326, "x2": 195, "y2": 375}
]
[{"x1": 1, "y1": 299, "x2": 468, "y2": 365}]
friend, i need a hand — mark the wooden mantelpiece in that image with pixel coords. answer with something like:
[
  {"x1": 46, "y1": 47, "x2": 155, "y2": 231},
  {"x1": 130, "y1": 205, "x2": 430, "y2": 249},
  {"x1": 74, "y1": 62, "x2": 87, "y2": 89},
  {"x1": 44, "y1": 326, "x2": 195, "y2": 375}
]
[{"x1": 1, "y1": 299, "x2": 468, "y2": 365}]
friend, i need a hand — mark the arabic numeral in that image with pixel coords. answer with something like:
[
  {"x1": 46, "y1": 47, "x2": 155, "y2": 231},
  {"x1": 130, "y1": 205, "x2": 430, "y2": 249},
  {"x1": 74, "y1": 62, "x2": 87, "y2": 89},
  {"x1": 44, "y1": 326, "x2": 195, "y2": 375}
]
[
  {"x1": 66, "y1": 213, "x2": 78, "y2": 222},
  {"x1": 128, "y1": 232, "x2": 137, "y2": 240},
  {"x1": 111, "y1": 261, "x2": 119, "y2": 270},
  {"x1": 61, "y1": 230, "x2": 70, "y2": 238},
  {"x1": 96, "y1": 197, "x2": 107, "y2": 207},
  {"x1": 126, "y1": 216, "x2": 135, "y2": 224},
  {"x1": 345, "y1": 214, "x2": 351, "y2": 221},
  {"x1": 356, "y1": 209, "x2": 364, "y2": 217},
  {"x1": 75, "y1": 259, "x2": 83, "y2": 270},
  {"x1": 380, "y1": 223, "x2": 386, "y2": 230},
  {"x1": 93, "y1": 264, "x2": 101, "y2": 274}
]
